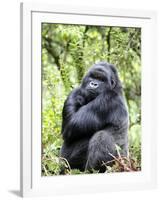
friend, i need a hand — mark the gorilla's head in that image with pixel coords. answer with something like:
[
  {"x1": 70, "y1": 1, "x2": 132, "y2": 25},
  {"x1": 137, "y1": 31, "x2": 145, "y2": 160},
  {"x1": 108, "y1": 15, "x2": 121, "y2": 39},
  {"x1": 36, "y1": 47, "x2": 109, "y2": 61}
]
[{"x1": 81, "y1": 62, "x2": 122, "y2": 99}]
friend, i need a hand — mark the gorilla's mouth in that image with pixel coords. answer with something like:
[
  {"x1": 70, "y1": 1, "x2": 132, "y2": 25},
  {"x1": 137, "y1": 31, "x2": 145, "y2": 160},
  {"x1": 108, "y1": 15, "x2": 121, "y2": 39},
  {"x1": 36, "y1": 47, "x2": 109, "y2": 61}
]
[{"x1": 86, "y1": 88, "x2": 99, "y2": 100}]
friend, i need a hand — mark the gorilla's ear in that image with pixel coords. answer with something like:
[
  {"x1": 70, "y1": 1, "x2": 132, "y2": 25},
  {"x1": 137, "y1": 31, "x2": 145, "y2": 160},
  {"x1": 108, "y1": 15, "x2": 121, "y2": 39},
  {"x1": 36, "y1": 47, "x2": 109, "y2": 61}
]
[{"x1": 110, "y1": 78, "x2": 116, "y2": 89}]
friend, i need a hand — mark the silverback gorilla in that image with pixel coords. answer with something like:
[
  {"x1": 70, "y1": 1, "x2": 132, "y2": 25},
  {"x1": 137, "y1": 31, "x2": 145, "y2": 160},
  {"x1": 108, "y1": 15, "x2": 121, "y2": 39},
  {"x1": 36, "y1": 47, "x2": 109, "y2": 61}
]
[{"x1": 60, "y1": 62, "x2": 129, "y2": 172}]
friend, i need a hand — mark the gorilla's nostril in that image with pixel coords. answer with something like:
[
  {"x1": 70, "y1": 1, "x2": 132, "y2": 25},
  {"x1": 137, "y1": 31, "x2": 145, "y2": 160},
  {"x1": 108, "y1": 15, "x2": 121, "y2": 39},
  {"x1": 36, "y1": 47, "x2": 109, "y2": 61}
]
[{"x1": 90, "y1": 81, "x2": 98, "y2": 88}]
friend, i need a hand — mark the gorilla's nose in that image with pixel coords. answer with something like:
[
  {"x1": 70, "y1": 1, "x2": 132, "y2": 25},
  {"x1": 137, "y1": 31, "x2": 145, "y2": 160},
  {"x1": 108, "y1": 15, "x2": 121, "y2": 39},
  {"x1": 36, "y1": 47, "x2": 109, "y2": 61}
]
[{"x1": 90, "y1": 81, "x2": 98, "y2": 88}]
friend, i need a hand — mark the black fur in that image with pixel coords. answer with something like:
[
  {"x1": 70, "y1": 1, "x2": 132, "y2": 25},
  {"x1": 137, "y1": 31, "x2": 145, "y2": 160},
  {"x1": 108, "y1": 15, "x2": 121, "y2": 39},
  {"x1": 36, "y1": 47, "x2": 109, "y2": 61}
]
[{"x1": 60, "y1": 62, "x2": 129, "y2": 172}]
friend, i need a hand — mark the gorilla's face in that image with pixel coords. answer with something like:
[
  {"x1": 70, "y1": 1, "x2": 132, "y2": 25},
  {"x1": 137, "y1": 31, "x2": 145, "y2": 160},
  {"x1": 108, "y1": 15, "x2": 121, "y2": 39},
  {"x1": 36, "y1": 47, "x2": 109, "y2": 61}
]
[{"x1": 81, "y1": 62, "x2": 120, "y2": 99}]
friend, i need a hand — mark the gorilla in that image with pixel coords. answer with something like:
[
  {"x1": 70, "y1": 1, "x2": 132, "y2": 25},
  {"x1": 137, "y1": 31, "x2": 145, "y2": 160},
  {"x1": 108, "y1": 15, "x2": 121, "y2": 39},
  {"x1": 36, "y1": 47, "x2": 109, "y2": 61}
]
[{"x1": 60, "y1": 62, "x2": 129, "y2": 172}]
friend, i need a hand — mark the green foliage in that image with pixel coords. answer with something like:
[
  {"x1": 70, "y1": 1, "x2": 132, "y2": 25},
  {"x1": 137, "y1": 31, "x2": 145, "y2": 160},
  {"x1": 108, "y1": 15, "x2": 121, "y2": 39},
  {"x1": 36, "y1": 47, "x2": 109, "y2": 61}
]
[{"x1": 41, "y1": 24, "x2": 141, "y2": 176}]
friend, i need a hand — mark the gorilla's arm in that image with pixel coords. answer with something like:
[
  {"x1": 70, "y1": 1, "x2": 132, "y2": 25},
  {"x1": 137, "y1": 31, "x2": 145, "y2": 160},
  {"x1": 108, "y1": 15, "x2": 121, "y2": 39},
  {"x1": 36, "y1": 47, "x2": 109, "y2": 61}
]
[
  {"x1": 63, "y1": 103, "x2": 102, "y2": 142},
  {"x1": 62, "y1": 88, "x2": 86, "y2": 132},
  {"x1": 62, "y1": 91, "x2": 128, "y2": 143}
]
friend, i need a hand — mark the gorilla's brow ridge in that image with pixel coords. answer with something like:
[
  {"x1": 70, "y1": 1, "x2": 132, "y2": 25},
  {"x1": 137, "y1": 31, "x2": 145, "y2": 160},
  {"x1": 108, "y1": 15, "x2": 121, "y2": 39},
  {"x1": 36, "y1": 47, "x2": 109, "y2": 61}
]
[{"x1": 90, "y1": 70, "x2": 107, "y2": 81}]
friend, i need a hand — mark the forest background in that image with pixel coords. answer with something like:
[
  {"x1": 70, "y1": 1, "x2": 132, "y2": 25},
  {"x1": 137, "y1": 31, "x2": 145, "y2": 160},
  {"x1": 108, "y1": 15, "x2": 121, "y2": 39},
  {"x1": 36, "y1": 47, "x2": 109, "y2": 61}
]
[{"x1": 41, "y1": 24, "x2": 141, "y2": 176}]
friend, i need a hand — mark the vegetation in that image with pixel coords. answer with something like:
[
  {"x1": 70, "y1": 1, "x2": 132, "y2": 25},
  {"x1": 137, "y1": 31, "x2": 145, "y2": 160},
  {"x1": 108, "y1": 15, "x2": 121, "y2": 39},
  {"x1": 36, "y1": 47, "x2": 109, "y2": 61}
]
[{"x1": 41, "y1": 24, "x2": 141, "y2": 176}]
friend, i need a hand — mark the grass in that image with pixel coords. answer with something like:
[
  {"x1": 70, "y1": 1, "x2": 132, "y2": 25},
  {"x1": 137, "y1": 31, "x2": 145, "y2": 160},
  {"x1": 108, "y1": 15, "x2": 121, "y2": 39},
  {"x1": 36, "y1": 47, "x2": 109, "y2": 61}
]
[{"x1": 42, "y1": 137, "x2": 141, "y2": 176}]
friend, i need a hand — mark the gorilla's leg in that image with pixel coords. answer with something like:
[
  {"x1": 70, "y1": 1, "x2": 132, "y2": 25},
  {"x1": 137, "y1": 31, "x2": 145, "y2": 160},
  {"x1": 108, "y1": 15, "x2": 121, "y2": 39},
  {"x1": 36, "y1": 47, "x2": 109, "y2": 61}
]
[
  {"x1": 86, "y1": 130, "x2": 118, "y2": 172},
  {"x1": 60, "y1": 139, "x2": 89, "y2": 171}
]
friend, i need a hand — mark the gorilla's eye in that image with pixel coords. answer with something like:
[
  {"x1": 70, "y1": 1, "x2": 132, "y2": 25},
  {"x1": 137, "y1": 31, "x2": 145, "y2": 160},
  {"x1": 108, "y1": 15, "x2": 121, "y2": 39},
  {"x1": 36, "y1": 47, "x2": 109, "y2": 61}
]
[
  {"x1": 111, "y1": 79, "x2": 116, "y2": 88},
  {"x1": 89, "y1": 81, "x2": 99, "y2": 89}
]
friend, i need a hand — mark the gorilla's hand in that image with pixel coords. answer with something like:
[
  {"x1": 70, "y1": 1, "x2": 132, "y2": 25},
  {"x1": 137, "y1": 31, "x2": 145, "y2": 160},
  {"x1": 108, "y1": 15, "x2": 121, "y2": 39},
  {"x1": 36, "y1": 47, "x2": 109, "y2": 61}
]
[
  {"x1": 79, "y1": 89, "x2": 98, "y2": 105},
  {"x1": 76, "y1": 95, "x2": 86, "y2": 107}
]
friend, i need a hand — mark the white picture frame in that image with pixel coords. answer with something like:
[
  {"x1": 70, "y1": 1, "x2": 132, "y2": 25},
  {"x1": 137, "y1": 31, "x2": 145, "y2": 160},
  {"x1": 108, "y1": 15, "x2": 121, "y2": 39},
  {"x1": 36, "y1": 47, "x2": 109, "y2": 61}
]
[{"x1": 20, "y1": 2, "x2": 157, "y2": 197}]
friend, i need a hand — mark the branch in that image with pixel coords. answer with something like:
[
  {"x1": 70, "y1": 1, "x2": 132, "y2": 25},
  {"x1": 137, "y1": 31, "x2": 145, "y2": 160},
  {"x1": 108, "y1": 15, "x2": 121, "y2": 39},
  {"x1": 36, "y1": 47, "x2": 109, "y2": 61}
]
[
  {"x1": 43, "y1": 36, "x2": 61, "y2": 70},
  {"x1": 106, "y1": 27, "x2": 112, "y2": 61}
]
